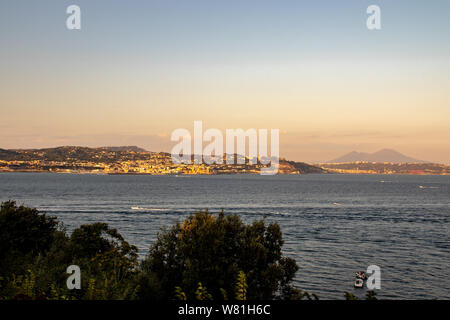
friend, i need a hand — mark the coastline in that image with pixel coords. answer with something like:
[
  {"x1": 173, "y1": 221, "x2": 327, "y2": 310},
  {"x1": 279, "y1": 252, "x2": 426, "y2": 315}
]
[{"x1": 1, "y1": 170, "x2": 449, "y2": 176}]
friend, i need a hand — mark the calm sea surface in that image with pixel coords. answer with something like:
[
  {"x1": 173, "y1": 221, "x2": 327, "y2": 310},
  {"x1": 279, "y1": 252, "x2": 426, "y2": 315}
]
[{"x1": 0, "y1": 173, "x2": 449, "y2": 299}]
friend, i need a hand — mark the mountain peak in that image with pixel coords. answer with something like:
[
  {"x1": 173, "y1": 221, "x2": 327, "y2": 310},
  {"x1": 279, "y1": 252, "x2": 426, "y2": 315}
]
[{"x1": 328, "y1": 149, "x2": 426, "y2": 163}]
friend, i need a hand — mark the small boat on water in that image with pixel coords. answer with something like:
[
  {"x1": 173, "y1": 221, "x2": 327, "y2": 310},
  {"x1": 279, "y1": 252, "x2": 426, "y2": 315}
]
[
  {"x1": 354, "y1": 278, "x2": 364, "y2": 288},
  {"x1": 353, "y1": 271, "x2": 367, "y2": 288}
]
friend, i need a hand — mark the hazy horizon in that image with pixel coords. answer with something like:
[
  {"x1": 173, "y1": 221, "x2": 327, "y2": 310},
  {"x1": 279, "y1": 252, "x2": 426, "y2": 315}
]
[
  {"x1": 1, "y1": 0, "x2": 449, "y2": 164},
  {"x1": 2, "y1": 144, "x2": 447, "y2": 165}
]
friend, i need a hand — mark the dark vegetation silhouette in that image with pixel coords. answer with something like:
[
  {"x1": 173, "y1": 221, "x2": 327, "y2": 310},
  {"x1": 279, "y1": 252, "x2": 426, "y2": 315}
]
[
  {"x1": 0, "y1": 201, "x2": 313, "y2": 300},
  {"x1": 0, "y1": 201, "x2": 375, "y2": 300}
]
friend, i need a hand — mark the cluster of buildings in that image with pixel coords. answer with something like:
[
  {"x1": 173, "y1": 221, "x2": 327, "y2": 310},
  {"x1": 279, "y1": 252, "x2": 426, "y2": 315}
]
[
  {"x1": 0, "y1": 147, "x2": 322, "y2": 175},
  {"x1": 318, "y1": 161, "x2": 450, "y2": 175},
  {"x1": 0, "y1": 157, "x2": 287, "y2": 175}
]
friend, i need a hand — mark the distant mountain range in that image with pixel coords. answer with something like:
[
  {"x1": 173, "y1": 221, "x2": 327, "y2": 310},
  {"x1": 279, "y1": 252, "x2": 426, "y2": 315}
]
[{"x1": 327, "y1": 149, "x2": 426, "y2": 163}]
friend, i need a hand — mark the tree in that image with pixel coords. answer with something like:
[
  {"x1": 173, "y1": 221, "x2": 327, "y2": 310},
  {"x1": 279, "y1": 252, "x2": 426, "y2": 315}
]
[
  {"x1": 137, "y1": 210, "x2": 300, "y2": 300},
  {"x1": 68, "y1": 223, "x2": 139, "y2": 299},
  {"x1": 0, "y1": 201, "x2": 58, "y2": 278},
  {"x1": 0, "y1": 202, "x2": 313, "y2": 300},
  {"x1": 0, "y1": 201, "x2": 138, "y2": 300}
]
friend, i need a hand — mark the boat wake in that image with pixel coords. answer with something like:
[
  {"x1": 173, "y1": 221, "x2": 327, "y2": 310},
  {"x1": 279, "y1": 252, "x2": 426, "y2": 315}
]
[{"x1": 130, "y1": 206, "x2": 168, "y2": 211}]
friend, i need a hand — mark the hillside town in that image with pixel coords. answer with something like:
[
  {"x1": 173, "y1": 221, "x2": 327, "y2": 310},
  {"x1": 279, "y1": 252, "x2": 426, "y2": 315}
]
[{"x1": 0, "y1": 146, "x2": 323, "y2": 175}]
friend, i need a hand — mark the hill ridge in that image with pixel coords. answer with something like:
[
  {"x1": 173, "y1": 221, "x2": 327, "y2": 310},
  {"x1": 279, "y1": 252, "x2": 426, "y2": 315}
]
[{"x1": 328, "y1": 149, "x2": 426, "y2": 163}]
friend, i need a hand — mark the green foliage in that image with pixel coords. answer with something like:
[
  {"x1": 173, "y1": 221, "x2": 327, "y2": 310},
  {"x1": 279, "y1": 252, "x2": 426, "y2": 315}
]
[
  {"x1": 139, "y1": 210, "x2": 301, "y2": 300},
  {"x1": 344, "y1": 292, "x2": 357, "y2": 300},
  {"x1": 0, "y1": 201, "x2": 58, "y2": 278},
  {"x1": 174, "y1": 286, "x2": 187, "y2": 300},
  {"x1": 85, "y1": 278, "x2": 97, "y2": 300},
  {"x1": 69, "y1": 223, "x2": 139, "y2": 299},
  {"x1": 0, "y1": 201, "x2": 138, "y2": 300},
  {"x1": 235, "y1": 271, "x2": 247, "y2": 300},
  {"x1": 220, "y1": 288, "x2": 228, "y2": 300},
  {"x1": 3, "y1": 270, "x2": 36, "y2": 299},
  {"x1": 0, "y1": 202, "x2": 321, "y2": 301},
  {"x1": 195, "y1": 282, "x2": 212, "y2": 300},
  {"x1": 365, "y1": 290, "x2": 378, "y2": 300},
  {"x1": 285, "y1": 289, "x2": 319, "y2": 300},
  {"x1": 344, "y1": 291, "x2": 378, "y2": 300}
]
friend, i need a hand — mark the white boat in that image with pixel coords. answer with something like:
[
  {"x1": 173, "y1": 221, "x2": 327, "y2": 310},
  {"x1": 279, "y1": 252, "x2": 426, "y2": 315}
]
[{"x1": 354, "y1": 278, "x2": 364, "y2": 288}]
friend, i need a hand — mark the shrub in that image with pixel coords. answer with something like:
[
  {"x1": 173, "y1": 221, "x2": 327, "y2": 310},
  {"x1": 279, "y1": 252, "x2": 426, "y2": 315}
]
[{"x1": 137, "y1": 210, "x2": 300, "y2": 300}]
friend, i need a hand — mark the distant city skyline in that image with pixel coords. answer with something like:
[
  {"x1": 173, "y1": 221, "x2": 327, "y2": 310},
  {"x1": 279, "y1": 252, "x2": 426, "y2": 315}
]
[{"x1": 1, "y1": 1, "x2": 449, "y2": 164}]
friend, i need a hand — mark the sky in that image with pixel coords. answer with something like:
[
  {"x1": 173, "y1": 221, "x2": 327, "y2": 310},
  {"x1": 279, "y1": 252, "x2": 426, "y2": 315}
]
[{"x1": 0, "y1": 0, "x2": 449, "y2": 163}]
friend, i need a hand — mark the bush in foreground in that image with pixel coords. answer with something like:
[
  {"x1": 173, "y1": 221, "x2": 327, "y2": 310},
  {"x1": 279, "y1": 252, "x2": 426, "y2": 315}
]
[
  {"x1": 0, "y1": 201, "x2": 138, "y2": 299},
  {"x1": 135, "y1": 210, "x2": 303, "y2": 300},
  {"x1": 0, "y1": 201, "x2": 310, "y2": 300}
]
